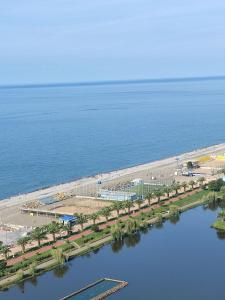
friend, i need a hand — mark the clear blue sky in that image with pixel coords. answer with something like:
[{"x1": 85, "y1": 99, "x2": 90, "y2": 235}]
[{"x1": 1, "y1": 0, "x2": 225, "y2": 85}]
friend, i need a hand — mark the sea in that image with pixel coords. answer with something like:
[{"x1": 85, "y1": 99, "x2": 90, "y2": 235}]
[{"x1": 0, "y1": 77, "x2": 225, "y2": 200}]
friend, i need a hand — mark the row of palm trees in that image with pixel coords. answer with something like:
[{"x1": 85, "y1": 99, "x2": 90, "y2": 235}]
[
  {"x1": 0, "y1": 221, "x2": 72, "y2": 259},
  {"x1": 76, "y1": 177, "x2": 206, "y2": 231},
  {"x1": 111, "y1": 205, "x2": 181, "y2": 241},
  {"x1": 146, "y1": 177, "x2": 205, "y2": 204},
  {"x1": 0, "y1": 177, "x2": 205, "y2": 259},
  {"x1": 111, "y1": 217, "x2": 142, "y2": 241}
]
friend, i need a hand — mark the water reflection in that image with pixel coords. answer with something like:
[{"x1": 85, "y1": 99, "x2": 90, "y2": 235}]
[
  {"x1": 140, "y1": 227, "x2": 149, "y2": 234},
  {"x1": 155, "y1": 222, "x2": 164, "y2": 229},
  {"x1": 216, "y1": 230, "x2": 225, "y2": 240},
  {"x1": 124, "y1": 232, "x2": 141, "y2": 248},
  {"x1": 16, "y1": 281, "x2": 25, "y2": 294},
  {"x1": 204, "y1": 198, "x2": 225, "y2": 211},
  {"x1": 53, "y1": 264, "x2": 69, "y2": 279},
  {"x1": 27, "y1": 276, "x2": 38, "y2": 287},
  {"x1": 93, "y1": 248, "x2": 100, "y2": 254},
  {"x1": 111, "y1": 232, "x2": 142, "y2": 253},
  {"x1": 111, "y1": 239, "x2": 124, "y2": 253},
  {"x1": 169, "y1": 214, "x2": 180, "y2": 225}
]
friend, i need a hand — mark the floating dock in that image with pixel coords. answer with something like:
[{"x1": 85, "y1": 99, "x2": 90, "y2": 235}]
[{"x1": 59, "y1": 278, "x2": 128, "y2": 300}]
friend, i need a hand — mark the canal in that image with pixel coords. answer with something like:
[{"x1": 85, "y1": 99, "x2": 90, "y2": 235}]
[{"x1": 1, "y1": 206, "x2": 224, "y2": 300}]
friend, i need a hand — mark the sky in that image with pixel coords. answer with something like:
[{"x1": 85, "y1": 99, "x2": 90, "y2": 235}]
[{"x1": 0, "y1": 0, "x2": 225, "y2": 85}]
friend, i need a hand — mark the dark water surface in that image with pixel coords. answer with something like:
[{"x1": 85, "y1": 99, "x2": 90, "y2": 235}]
[
  {"x1": 0, "y1": 78, "x2": 225, "y2": 199},
  {"x1": 1, "y1": 206, "x2": 225, "y2": 300}
]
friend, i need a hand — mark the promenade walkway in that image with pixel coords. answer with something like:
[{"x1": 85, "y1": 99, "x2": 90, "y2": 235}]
[{"x1": 6, "y1": 188, "x2": 200, "y2": 266}]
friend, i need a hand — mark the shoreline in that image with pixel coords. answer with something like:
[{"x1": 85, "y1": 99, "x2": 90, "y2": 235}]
[
  {"x1": 0, "y1": 188, "x2": 208, "y2": 290},
  {"x1": 1, "y1": 141, "x2": 225, "y2": 210}
]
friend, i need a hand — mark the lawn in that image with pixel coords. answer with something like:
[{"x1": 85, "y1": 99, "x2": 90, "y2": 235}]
[
  {"x1": 129, "y1": 184, "x2": 164, "y2": 197},
  {"x1": 212, "y1": 219, "x2": 225, "y2": 231},
  {"x1": 172, "y1": 190, "x2": 209, "y2": 207}
]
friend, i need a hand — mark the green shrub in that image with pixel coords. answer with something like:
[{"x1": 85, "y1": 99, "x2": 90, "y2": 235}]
[
  {"x1": 61, "y1": 243, "x2": 74, "y2": 252},
  {"x1": 208, "y1": 179, "x2": 225, "y2": 192},
  {"x1": 0, "y1": 260, "x2": 6, "y2": 271},
  {"x1": 91, "y1": 224, "x2": 100, "y2": 232}
]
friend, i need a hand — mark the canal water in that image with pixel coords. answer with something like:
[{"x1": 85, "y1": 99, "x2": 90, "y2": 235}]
[{"x1": 1, "y1": 206, "x2": 224, "y2": 300}]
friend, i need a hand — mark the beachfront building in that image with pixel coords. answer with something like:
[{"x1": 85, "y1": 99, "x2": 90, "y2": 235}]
[
  {"x1": 99, "y1": 190, "x2": 137, "y2": 201},
  {"x1": 59, "y1": 215, "x2": 77, "y2": 225},
  {"x1": 131, "y1": 178, "x2": 143, "y2": 186}
]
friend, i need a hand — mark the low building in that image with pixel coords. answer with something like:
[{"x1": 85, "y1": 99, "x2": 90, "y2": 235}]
[
  {"x1": 99, "y1": 190, "x2": 137, "y2": 201},
  {"x1": 131, "y1": 178, "x2": 143, "y2": 186},
  {"x1": 59, "y1": 215, "x2": 77, "y2": 225}
]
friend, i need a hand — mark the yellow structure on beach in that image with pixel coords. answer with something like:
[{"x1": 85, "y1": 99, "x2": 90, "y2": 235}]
[
  {"x1": 216, "y1": 155, "x2": 225, "y2": 161},
  {"x1": 198, "y1": 156, "x2": 211, "y2": 164}
]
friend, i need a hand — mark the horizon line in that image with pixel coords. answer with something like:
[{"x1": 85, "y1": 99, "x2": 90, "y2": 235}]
[{"x1": 1, "y1": 74, "x2": 225, "y2": 89}]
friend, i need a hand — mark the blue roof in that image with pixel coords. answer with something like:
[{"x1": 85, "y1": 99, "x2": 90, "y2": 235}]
[{"x1": 59, "y1": 215, "x2": 76, "y2": 222}]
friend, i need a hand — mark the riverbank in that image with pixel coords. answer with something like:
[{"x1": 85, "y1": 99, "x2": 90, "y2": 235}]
[
  {"x1": 212, "y1": 219, "x2": 225, "y2": 230},
  {"x1": 0, "y1": 188, "x2": 209, "y2": 290}
]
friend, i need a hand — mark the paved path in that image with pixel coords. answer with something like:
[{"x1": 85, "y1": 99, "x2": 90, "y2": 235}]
[{"x1": 7, "y1": 188, "x2": 200, "y2": 266}]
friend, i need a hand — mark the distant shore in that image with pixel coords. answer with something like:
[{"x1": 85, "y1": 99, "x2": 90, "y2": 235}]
[
  {"x1": 1, "y1": 141, "x2": 225, "y2": 211},
  {"x1": 1, "y1": 75, "x2": 225, "y2": 90}
]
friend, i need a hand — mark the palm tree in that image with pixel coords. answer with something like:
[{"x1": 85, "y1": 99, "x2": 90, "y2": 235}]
[
  {"x1": 135, "y1": 199, "x2": 143, "y2": 210},
  {"x1": 52, "y1": 248, "x2": 65, "y2": 265},
  {"x1": 146, "y1": 192, "x2": 154, "y2": 206},
  {"x1": 155, "y1": 213, "x2": 163, "y2": 226},
  {"x1": 0, "y1": 245, "x2": 11, "y2": 260},
  {"x1": 169, "y1": 205, "x2": 180, "y2": 224},
  {"x1": 75, "y1": 213, "x2": 88, "y2": 231},
  {"x1": 125, "y1": 217, "x2": 140, "y2": 235},
  {"x1": 47, "y1": 222, "x2": 61, "y2": 242},
  {"x1": 123, "y1": 200, "x2": 134, "y2": 214},
  {"x1": 63, "y1": 223, "x2": 73, "y2": 236},
  {"x1": 169, "y1": 205, "x2": 180, "y2": 215},
  {"x1": 197, "y1": 177, "x2": 205, "y2": 188},
  {"x1": 31, "y1": 227, "x2": 47, "y2": 247},
  {"x1": 111, "y1": 202, "x2": 123, "y2": 218},
  {"x1": 163, "y1": 186, "x2": 171, "y2": 199},
  {"x1": 17, "y1": 236, "x2": 30, "y2": 253},
  {"x1": 111, "y1": 223, "x2": 123, "y2": 241},
  {"x1": 89, "y1": 212, "x2": 100, "y2": 225},
  {"x1": 181, "y1": 182, "x2": 188, "y2": 192},
  {"x1": 172, "y1": 182, "x2": 181, "y2": 195},
  {"x1": 189, "y1": 180, "x2": 195, "y2": 190},
  {"x1": 29, "y1": 261, "x2": 37, "y2": 277},
  {"x1": 99, "y1": 207, "x2": 112, "y2": 222},
  {"x1": 203, "y1": 192, "x2": 218, "y2": 206},
  {"x1": 154, "y1": 189, "x2": 164, "y2": 203},
  {"x1": 220, "y1": 186, "x2": 225, "y2": 200}
]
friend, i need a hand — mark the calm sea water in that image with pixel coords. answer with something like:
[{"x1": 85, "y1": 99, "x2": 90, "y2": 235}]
[
  {"x1": 1, "y1": 206, "x2": 224, "y2": 300},
  {"x1": 0, "y1": 78, "x2": 225, "y2": 199}
]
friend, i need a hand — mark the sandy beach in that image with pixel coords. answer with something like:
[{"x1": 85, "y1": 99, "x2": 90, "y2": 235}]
[
  {"x1": 0, "y1": 141, "x2": 224, "y2": 248},
  {"x1": 0, "y1": 142, "x2": 225, "y2": 225}
]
